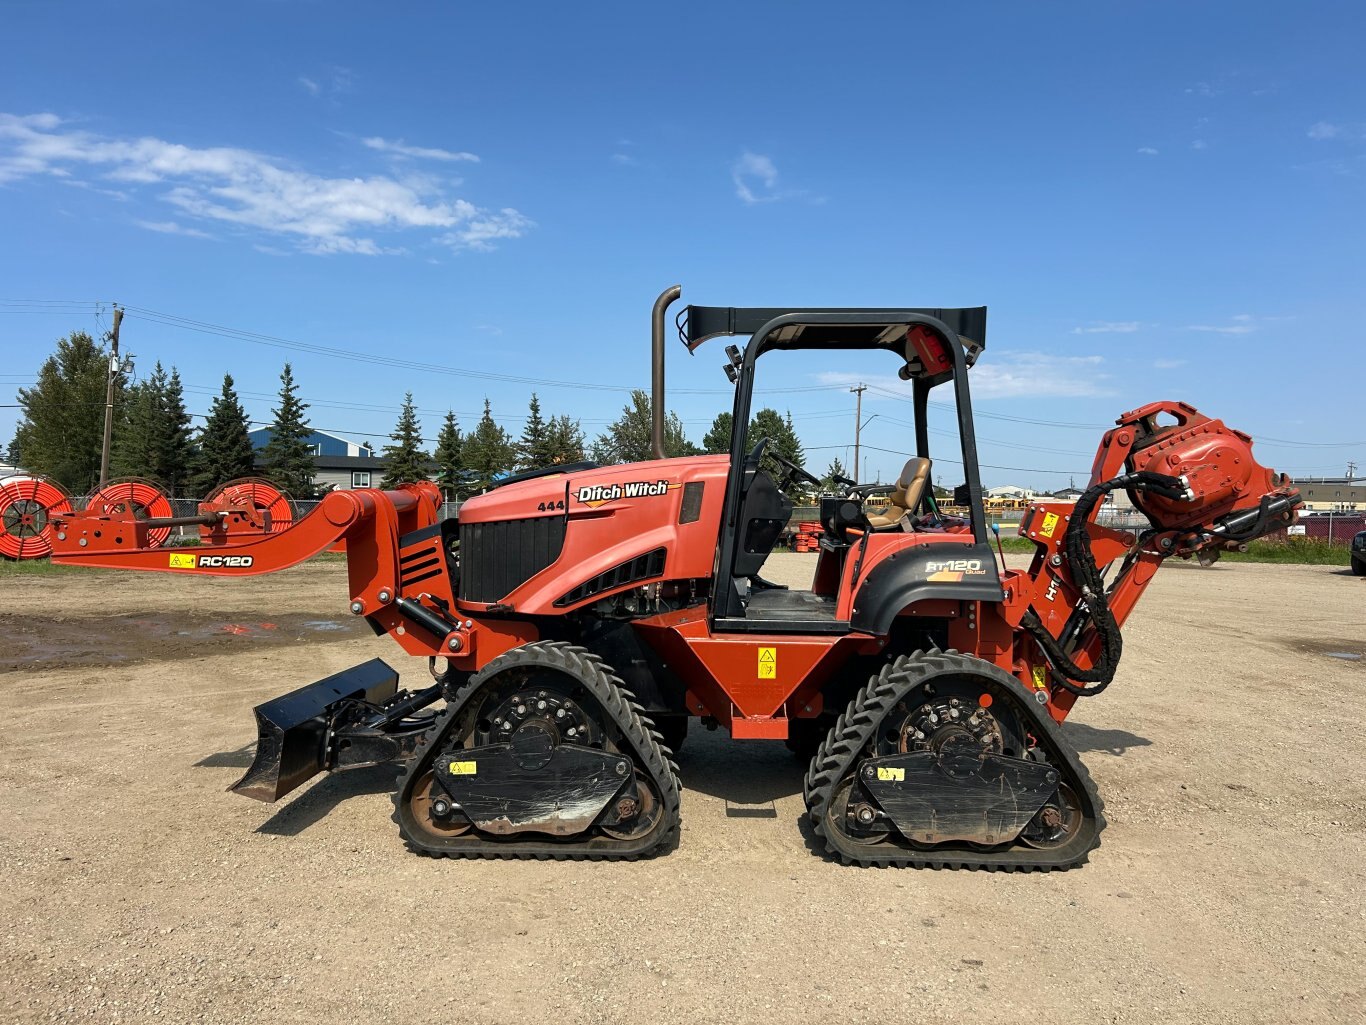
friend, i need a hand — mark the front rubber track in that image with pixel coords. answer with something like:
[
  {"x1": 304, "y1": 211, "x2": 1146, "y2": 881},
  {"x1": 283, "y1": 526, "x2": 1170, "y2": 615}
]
[{"x1": 393, "y1": 640, "x2": 682, "y2": 861}]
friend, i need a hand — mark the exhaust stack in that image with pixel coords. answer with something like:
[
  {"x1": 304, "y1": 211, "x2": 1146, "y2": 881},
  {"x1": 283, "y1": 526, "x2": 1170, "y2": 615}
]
[{"x1": 651, "y1": 284, "x2": 682, "y2": 460}]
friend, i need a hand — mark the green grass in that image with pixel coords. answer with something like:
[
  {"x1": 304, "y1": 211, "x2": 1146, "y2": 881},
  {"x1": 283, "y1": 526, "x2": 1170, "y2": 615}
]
[
  {"x1": 1215, "y1": 538, "x2": 1351, "y2": 566},
  {"x1": 993, "y1": 532, "x2": 1351, "y2": 565},
  {"x1": 0, "y1": 557, "x2": 94, "y2": 577}
]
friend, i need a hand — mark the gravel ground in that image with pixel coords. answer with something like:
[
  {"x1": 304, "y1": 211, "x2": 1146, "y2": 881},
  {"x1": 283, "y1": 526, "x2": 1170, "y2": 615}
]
[{"x1": 1, "y1": 554, "x2": 1363, "y2": 1025}]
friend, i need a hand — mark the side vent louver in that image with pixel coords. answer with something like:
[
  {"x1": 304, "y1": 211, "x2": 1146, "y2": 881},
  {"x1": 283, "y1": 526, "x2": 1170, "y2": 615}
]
[
  {"x1": 554, "y1": 548, "x2": 667, "y2": 608},
  {"x1": 460, "y1": 517, "x2": 567, "y2": 603}
]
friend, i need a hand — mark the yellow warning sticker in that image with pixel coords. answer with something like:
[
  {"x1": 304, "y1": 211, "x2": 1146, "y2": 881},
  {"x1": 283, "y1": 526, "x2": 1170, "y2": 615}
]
[
  {"x1": 877, "y1": 766, "x2": 906, "y2": 782},
  {"x1": 448, "y1": 760, "x2": 477, "y2": 775},
  {"x1": 168, "y1": 553, "x2": 196, "y2": 569},
  {"x1": 1031, "y1": 666, "x2": 1048, "y2": 690},
  {"x1": 1039, "y1": 512, "x2": 1060, "y2": 539},
  {"x1": 757, "y1": 646, "x2": 777, "y2": 679}
]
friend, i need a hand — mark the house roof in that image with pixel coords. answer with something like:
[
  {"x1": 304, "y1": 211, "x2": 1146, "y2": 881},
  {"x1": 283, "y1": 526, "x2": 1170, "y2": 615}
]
[{"x1": 247, "y1": 426, "x2": 374, "y2": 449}]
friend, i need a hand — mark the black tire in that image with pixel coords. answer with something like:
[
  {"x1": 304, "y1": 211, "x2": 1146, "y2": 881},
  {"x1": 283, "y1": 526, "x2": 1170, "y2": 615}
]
[{"x1": 1352, "y1": 557, "x2": 1366, "y2": 576}]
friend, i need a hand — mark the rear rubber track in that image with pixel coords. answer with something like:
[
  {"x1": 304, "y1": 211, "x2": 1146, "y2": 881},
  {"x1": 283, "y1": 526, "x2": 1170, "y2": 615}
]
[
  {"x1": 393, "y1": 640, "x2": 682, "y2": 861},
  {"x1": 804, "y1": 648, "x2": 1105, "y2": 871}
]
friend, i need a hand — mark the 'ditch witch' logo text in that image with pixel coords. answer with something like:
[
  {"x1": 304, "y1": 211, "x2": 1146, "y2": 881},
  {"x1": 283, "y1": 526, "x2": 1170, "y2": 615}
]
[{"x1": 576, "y1": 480, "x2": 680, "y2": 508}]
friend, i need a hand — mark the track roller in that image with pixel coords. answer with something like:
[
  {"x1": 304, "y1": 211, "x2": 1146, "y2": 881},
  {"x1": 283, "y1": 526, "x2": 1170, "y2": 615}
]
[
  {"x1": 394, "y1": 640, "x2": 681, "y2": 860},
  {"x1": 85, "y1": 478, "x2": 175, "y2": 549},
  {"x1": 804, "y1": 649, "x2": 1104, "y2": 871},
  {"x1": 0, "y1": 474, "x2": 73, "y2": 560}
]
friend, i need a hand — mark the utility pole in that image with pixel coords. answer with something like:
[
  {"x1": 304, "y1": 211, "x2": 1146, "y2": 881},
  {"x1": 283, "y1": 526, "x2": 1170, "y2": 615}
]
[
  {"x1": 98, "y1": 305, "x2": 124, "y2": 489},
  {"x1": 850, "y1": 383, "x2": 866, "y2": 483},
  {"x1": 1349, "y1": 460, "x2": 1358, "y2": 480}
]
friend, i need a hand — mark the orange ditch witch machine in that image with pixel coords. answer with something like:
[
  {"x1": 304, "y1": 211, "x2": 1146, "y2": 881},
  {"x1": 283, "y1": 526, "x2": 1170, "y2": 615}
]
[{"x1": 49, "y1": 288, "x2": 1300, "y2": 870}]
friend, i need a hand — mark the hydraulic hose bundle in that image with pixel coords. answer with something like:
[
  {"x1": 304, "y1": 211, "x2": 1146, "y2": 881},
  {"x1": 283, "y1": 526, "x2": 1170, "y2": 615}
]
[{"x1": 1022, "y1": 471, "x2": 1189, "y2": 697}]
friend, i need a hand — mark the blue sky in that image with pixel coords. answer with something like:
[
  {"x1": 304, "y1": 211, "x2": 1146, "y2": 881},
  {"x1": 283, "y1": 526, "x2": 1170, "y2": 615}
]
[{"x1": 1, "y1": 1, "x2": 1362, "y2": 489}]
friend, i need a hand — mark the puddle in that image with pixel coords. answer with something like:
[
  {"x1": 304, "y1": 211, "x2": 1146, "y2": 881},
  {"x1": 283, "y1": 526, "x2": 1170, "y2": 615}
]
[
  {"x1": 1, "y1": 610, "x2": 367, "y2": 673},
  {"x1": 1284, "y1": 638, "x2": 1365, "y2": 666}
]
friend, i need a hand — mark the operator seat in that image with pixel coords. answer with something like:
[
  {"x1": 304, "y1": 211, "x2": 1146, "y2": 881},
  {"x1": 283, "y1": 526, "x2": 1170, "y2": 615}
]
[{"x1": 865, "y1": 457, "x2": 932, "y2": 530}]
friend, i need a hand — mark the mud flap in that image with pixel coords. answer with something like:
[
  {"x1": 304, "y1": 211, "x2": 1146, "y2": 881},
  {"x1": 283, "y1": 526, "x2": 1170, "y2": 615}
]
[{"x1": 230, "y1": 658, "x2": 399, "y2": 803}]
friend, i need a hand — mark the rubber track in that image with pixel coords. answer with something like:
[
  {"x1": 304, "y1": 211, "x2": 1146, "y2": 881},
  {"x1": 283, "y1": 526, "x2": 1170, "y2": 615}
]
[
  {"x1": 803, "y1": 649, "x2": 1105, "y2": 871},
  {"x1": 393, "y1": 640, "x2": 681, "y2": 861}
]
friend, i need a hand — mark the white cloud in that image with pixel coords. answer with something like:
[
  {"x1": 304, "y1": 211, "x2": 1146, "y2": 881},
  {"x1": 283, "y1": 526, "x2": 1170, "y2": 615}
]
[
  {"x1": 298, "y1": 76, "x2": 320, "y2": 96},
  {"x1": 362, "y1": 136, "x2": 479, "y2": 162},
  {"x1": 1308, "y1": 121, "x2": 1340, "y2": 140},
  {"x1": 1072, "y1": 321, "x2": 1140, "y2": 334},
  {"x1": 0, "y1": 112, "x2": 530, "y2": 255},
  {"x1": 437, "y1": 208, "x2": 535, "y2": 251},
  {"x1": 1153, "y1": 358, "x2": 1187, "y2": 369},
  {"x1": 1137, "y1": 146, "x2": 1159, "y2": 156},
  {"x1": 136, "y1": 219, "x2": 212, "y2": 239},
  {"x1": 611, "y1": 152, "x2": 638, "y2": 166},
  {"x1": 1191, "y1": 139, "x2": 1208, "y2": 150},
  {"x1": 733, "y1": 151, "x2": 780, "y2": 204},
  {"x1": 1187, "y1": 313, "x2": 1257, "y2": 335},
  {"x1": 817, "y1": 352, "x2": 1111, "y2": 401}
]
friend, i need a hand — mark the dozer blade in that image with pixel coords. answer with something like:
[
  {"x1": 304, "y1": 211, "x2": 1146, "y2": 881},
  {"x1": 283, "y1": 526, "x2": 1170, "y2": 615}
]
[{"x1": 230, "y1": 658, "x2": 399, "y2": 803}]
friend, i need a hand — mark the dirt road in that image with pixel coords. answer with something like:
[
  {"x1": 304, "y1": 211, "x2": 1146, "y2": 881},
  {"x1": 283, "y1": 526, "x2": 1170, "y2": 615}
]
[{"x1": 1, "y1": 556, "x2": 1363, "y2": 1024}]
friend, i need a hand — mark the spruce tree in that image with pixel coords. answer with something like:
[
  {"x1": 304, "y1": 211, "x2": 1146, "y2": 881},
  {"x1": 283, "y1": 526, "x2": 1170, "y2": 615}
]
[
  {"x1": 380, "y1": 392, "x2": 430, "y2": 487},
  {"x1": 156, "y1": 368, "x2": 195, "y2": 495},
  {"x1": 462, "y1": 399, "x2": 515, "y2": 489},
  {"x1": 432, "y1": 410, "x2": 464, "y2": 495},
  {"x1": 261, "y1": 363, "x2": 315, "y2": 498},
  {"x1": 820, "y1": 456, "x2": 849, "y2": 490},
  {"x1": 191, "y1": 374, "x2": 256, "y2": 494},
  {"x1": 111, "y1": 365, "x2": 164, "y2": 482},
  {"x1": 702, "y1": 412, "x2": 733, "y2": 455},
  {"x1": 517, "y1": 393, "x2": 554, "y2": 471},
  {"x1": 11, "y1": 331, "x2": 118, "y2": 493},
  {"x1": 781, "y1": 410, "x2": 806, "y2": 470},
  {"x1": 546, "y1": 414, "x2": 586, "y2": 464}
]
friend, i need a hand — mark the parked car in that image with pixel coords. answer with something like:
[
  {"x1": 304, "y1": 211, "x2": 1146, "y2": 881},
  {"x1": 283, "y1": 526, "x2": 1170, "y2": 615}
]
[{"x1": 1353, "y1": 530, "x2": 1366, "y2": 576}]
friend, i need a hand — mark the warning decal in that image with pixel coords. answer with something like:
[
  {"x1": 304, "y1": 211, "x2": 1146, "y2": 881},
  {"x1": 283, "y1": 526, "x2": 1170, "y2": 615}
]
[
  {"x1": 1039, "y1": 512, "x2": 1060, "y2": 539},
  {"x1": 757, "y1": 646, "x2": 776, "y2": 679},
  {"x1": 448, "y1": 760, "x2": 477, "y2": 775},
  {"x1": 168, "y1": 553, "x2": 196, "y2": 569}
]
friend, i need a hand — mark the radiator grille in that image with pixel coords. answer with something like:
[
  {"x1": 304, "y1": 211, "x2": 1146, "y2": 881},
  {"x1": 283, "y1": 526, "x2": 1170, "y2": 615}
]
[
  {"x1": 554, "y1": 548, "x2": 667, "y2": 608},
  {"x1": 459, "y1": 517, "x2": 566, "y2": 604}
]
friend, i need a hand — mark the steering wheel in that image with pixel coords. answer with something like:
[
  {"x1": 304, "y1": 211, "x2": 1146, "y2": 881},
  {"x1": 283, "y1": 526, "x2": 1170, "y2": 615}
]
[{"x1": 766, "y1": 444, "x2": 822, "y2": 489}]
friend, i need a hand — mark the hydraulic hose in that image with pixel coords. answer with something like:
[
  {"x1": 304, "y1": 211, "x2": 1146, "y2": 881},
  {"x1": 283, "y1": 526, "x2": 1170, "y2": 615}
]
[{"x1": 1022, "y1": 471, "x2": 1187, "y2": 697}]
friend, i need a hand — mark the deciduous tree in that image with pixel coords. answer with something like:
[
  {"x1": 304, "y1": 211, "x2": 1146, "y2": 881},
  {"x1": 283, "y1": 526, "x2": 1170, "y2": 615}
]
[
  {"x1": 592, "y1": 389, "x2": 697, "y2": 464},
  {"x1": 10, "y1": 331, "x2": 117, "y2": 493}
]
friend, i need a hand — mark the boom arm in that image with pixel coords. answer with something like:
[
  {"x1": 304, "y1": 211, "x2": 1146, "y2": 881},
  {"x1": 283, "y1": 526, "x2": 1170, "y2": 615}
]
[{"x1": 1001, "y1": 401, "x2": 1300, "y2": 719}]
